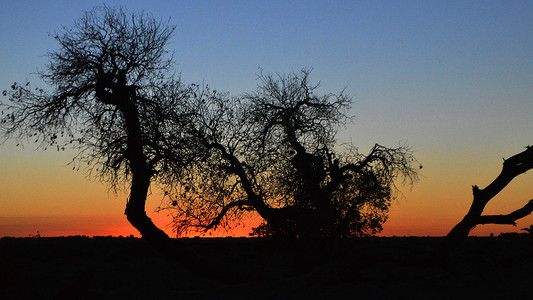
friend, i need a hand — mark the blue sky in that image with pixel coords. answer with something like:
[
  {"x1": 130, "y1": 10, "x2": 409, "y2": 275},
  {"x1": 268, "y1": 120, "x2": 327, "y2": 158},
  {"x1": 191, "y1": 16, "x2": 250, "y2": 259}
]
[
  {"x1": 1, "y1": 1, "x2": 532, "y2": 236},
  {"x1": 2, "y1": 1, "x2": 531, "y2": 148}
]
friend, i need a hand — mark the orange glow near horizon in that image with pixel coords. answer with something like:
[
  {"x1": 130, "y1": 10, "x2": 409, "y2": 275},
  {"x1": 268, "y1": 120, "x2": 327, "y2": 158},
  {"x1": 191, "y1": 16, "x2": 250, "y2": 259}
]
[
  {"x1": 0, "y1": 213, "x2": 264, "y2": 238},
  {"x1": 5, "y1": 212, "x2": 532, "y2": 238},
  {"x1": 1, "y1": 144, "x2": 532, "y2": 238},
  {"x1": 1, "y1": 0, "x2": 533, "y2": 241}
]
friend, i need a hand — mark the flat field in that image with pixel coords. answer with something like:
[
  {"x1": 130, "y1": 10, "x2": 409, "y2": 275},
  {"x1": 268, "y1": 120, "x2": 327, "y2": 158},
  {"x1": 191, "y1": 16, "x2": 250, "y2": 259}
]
[{"x1": 1, "y1": 236, "x2": 532, "y2": 299}]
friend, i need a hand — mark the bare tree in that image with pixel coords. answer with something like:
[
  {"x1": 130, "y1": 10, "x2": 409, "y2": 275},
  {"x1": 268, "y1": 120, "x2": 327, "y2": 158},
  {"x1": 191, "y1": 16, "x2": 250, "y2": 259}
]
[
  {"x1": 444, "y1": 146, "x2": 533, "y2": 252},
  {"x1": 1, "y1": 6, "x2": 194, "y2": 248},
  {"x1": 166, "y1": 69, "x2": 420, "y2": 238}
]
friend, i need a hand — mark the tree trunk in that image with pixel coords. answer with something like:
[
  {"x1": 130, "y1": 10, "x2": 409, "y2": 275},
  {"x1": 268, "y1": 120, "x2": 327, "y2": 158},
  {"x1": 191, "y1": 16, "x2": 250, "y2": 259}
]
[
  {"x1": 442, "y1": 146, "x2": 533, "y2": 255},
  {"x1": 125, "y1": 170, "x2": 170, "y2": 246},
  {"x1": 119, "y1": 96, "x2": 171, "y2": 243},
  {"x1": 118, "y1": 99, "x2": 220, "y2": 277}
]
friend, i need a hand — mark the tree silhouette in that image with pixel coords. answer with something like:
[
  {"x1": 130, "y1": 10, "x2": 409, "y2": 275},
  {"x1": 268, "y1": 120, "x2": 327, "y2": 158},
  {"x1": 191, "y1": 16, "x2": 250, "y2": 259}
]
[
  {"x1": 444, "y1": 146, "x2": 533, "y2": 252},
  {"x1": 1, "y1": 5, "x2": 420, "y2": 243},
  {"x1": 166, "y1": 69, "x2": 421, "y2": 238},
  {"x1": 1, "y1": 6, "x2": 193, "y2": 249}
]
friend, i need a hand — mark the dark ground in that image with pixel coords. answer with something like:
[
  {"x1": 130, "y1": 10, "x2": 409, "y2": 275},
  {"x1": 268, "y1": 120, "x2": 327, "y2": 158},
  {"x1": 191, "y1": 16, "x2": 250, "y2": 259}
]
[{"x1": 1, "y1": 236, "x2": 532, "y2": 299}]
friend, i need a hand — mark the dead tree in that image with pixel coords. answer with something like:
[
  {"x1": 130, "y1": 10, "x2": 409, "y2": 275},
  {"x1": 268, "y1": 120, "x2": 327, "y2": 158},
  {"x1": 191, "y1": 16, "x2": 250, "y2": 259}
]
[{"x1": 444, "y1": 146, "x2": 533, "y2": 252}]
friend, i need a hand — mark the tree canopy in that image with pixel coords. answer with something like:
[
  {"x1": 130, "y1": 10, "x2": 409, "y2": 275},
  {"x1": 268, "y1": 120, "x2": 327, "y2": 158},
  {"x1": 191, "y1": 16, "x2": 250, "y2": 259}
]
[
  {"x1": 2, "y1": 6, "x2": 420, "y2": 242},
  {"x1": 1, "y1": 6, "x2": 192, "y2": 244},
  {"x1": 166, "y1": 69, "x2": 420, "y2": 238}
]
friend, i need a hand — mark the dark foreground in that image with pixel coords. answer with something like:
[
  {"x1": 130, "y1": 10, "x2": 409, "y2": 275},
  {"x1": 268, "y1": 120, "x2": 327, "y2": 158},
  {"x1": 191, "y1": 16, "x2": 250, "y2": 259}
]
[{"x1": 1, "y1": 236, "x2": 532, "y2": 299}]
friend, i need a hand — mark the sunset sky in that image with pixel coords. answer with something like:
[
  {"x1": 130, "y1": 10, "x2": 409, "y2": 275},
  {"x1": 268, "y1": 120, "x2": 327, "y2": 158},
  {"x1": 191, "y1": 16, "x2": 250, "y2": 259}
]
[{"x1": 1, "y1": 1, "x2": 532, "y2": 238}]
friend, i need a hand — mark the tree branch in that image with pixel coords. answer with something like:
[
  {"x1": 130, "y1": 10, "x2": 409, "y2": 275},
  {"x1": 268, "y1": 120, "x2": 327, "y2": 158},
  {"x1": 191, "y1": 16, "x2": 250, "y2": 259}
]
[
  {"x1": 203, "y1": 200, "x2": 251, "y2": 230},
  {"x1": 444, "y1": 146, "x2": 533, "y2": 254},
  {"x1": 478, "y1": 199, "x2": 533, "y2": 225},
  {"x1": 471, "y1": 147, "x2": 531, "y2": 206}
]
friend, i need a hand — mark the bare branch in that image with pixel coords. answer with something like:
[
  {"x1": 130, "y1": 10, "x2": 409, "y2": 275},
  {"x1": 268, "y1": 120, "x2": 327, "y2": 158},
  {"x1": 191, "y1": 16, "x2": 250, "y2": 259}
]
[
  {"x1": 203, "y1": 200, "x2": 251, "y2": 230},
  {"x1": 445, "y1": 146, "x2": 533, "y2": 253},
  {"x1": 478, "y1": 199, "x2": 533, "y2": 225}
]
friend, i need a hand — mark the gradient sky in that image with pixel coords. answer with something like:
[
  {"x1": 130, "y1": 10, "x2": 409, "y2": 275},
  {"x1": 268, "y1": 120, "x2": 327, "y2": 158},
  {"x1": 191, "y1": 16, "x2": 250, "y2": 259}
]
[{"x1": 1, "y1": 1, "x2": 532, "y2": 237}]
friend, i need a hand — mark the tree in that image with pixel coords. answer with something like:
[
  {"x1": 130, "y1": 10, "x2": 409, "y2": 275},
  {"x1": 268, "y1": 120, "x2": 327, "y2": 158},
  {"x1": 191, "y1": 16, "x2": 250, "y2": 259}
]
[
  {"x1": 166, "y1": 69, "x2": 420, "y2": 238},
  {"x1": 1, "y1": 6, "x2": 192, "y2": 249},
  {"x1": 444, "y1": 146, "x2": 533, "y2": 252}
]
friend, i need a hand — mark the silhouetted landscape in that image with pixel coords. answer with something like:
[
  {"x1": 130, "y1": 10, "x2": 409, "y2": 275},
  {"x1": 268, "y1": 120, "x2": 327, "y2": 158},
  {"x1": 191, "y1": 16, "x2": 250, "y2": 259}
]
[
  {"x1": 1, "y1": 4, "x2": 532, "y2": 299},
  {"x1": 2, "y1": 235, "x2": 533, "y2": 299}
]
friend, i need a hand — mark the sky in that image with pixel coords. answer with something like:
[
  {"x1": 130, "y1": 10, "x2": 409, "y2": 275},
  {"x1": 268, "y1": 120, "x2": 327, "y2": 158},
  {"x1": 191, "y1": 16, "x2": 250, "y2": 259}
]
[{"x1": 1, "y1": 1, "x2": 532, "y2": 237}]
